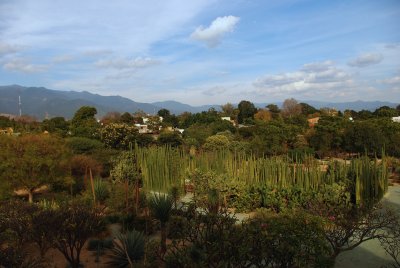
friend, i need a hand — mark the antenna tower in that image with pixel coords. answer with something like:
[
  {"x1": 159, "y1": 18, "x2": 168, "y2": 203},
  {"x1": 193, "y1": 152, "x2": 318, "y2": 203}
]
[{"x1": 19, "y1": 95, "x2": 22, "y2": 116}]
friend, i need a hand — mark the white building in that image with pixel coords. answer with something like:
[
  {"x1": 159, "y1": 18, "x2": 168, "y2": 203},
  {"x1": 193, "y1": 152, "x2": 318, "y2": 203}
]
[{"x1": 392, "y1": 116, "x2": 400, "y2": 123}]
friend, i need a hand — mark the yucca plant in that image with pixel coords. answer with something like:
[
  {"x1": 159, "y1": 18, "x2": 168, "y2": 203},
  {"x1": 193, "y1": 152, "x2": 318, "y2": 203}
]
[
  {"x1": 148, "y1": 194, "x2": 173, "y2": 254},
  {"x1": 107, "y1": 230, "x2": 145, "y2": 268},
  {"x1": 93, "y1": 178, "x2": 109, "y2": 205}
]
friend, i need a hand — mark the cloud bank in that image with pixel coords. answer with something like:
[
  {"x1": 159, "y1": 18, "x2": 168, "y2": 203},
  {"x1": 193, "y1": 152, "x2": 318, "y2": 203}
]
[
  {"x1": 3, "y1": 58, "x2": 47, "y2": 73},
  {"x1": 253, "y1": 61, "x2": 353, "y2": 97}
]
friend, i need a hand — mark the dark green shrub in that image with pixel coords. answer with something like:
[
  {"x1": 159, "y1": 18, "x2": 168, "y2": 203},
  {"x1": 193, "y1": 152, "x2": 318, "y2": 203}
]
[{"x1": 167, "y1": 215, "x2": 188, "y2": 239}]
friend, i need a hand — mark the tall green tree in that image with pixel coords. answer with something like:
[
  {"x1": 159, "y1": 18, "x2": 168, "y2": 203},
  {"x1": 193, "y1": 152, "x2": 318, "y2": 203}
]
[
  {"x1": 70, "y1": 106, "x2": 99, "y2": 138},
  {"x1": 238, "y1": 100, "x2": 257, "y2": 124}
]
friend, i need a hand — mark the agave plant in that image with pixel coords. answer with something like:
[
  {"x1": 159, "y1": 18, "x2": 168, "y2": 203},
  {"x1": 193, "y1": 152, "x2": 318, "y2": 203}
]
[
  {"x1": 108, "y1": 230, "x2": 145, "y2": 268},
  {"x1": 149, "y1": 193, "x2": 173, "y2": 254},
  {"x1": 93, "y1": 178, "x2": 109, "y2": 205}
]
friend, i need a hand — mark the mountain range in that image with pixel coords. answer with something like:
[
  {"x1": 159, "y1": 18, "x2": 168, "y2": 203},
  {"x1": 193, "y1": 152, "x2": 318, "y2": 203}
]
[{"x1": 0, "y1": 85, "x2": 398, "y2": 120}]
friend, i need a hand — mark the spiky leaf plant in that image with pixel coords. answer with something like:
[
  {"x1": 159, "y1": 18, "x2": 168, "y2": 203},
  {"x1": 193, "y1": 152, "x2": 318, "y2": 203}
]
[
  {"x1": 108, "y1": 230, "x2": 145, "y2": 268},
  {"x1": 149, "y1": 194, "x2": 173, "y2": 254}
]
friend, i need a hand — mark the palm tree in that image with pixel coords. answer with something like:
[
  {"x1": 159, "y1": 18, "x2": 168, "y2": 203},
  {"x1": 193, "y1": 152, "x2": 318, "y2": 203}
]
[
  {"x1": 108, "y1": 230, "x2": 145, "y2": 268},
  {"x1": 149, "y1": 194, "x2": 173, "y2": 254}
]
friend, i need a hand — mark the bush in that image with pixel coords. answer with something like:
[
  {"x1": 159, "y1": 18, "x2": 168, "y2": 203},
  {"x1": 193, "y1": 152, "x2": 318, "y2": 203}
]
[
  {"x1": 167, "y1": 215, "x2": 188, "y2": 239},
  {"x1": 66, "y1": 137, "x2": 104, "y2": 154}
]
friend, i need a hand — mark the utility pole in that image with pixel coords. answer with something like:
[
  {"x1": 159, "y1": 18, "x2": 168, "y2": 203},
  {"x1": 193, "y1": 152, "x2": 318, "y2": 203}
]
[{"x1": 18, "y1": 95, "x2": 22, "y2": 116}]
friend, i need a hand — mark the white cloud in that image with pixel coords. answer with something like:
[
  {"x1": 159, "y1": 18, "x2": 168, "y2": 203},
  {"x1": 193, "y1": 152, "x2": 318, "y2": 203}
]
[
  {"x1": 191, "y1": 16, "x2": 240, "y2": 48},
  {"x1": 95, "y1": 57, "x2": 160, "y2": 70},
  {"x1": 3, "y1": 58, "x2": 47, "y2": 73},
  {"x1": 382, "y1": 75, "x2": 400, "y2": 85},
  {"x1": 202, "y1": 86, "x2": 227, "y2": 96},
  {"x1": 52, "y1": 55, "x2": 74, "y2": 63},
  {"x1": 0, "y1": 43, "x2": 21, "y2": 56},
  {"x1": 253, "y1": 61, "x2": 353, "y2": 96},
  {"x1": 348, "y1": 53, "x2": 383, "y2": 67}
]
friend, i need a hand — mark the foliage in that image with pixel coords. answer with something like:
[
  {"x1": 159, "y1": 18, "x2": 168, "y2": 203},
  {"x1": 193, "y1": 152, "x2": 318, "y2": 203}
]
[
  {"x1": 254, "y1": 108, "x2": 272, "y2": 122},
  {"x1": 30, "y1": 207, "x2": 60, "y2": 258},
  {"x1": 158, "y1": 131, "x2": 182, "y2": 147},
  {"x1": 309, "y1": 197, "x2": 398, "y2": 260},
  {"x1": 282, "y1": 98, "x2": 302, "y2": 117},
  {"x1": 0, "y1": 134, "x2": 71, "y2": 202},
  {"x1": 93, "y1": 178, "x2": 110, "y2": 204},
  {"x1": 100, "y1": 123, "x2": 139, "y2": 149},
  {"x1": 110, "y1": 151, "x2": 142, "y2": 210},
  {"x1": 70, "y1": 106, "x2": 100, "y2": 139},
  {"x1": 309, "y1": 116, "x2": 348, "y2": 157},
  {"x1": 66, "y1": 136, "x2": 104, "y2": 154},
  {"x1": 41, "y1": 116, "x2": 69, "y2": 136},
  {"x1": 121, "y1": 112, "x2": 134, "y2": 124},
  {"x1": 107, "y1": 230, "x2": 145, "y2": 267},
  {"x1": 379, "y1": 217, "x2": 400, "y2": 267},
  {"x1": 242, "y1": 209, "x2": 332, "y2": 267},
  {"x1": 149, "y1": 194, "x2": 173, "y2": 253},
  {"x1": 167, "y1": 207, "x2": 331, "y2": 267},
  {"x1": 237, "y1": 100, "x2": 257, "y2": 124},
  {"x1": 53, "y1": 204, "x2": 104, "y2": 268},
  {"x1": 203, "y1": 134, "x2": 230, "y2": 151}
]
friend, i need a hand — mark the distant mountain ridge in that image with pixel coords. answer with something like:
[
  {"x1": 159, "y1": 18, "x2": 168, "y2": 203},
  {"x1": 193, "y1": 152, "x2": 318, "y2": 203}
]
[{"x1": 0, "y1": 85, "x2": 398, "y2": 120}]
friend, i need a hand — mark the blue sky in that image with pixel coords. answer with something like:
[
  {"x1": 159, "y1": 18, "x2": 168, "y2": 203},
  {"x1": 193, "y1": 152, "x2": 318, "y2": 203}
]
[{"x1": 0, "y1": 0, "x2": 399, "y2": 105}]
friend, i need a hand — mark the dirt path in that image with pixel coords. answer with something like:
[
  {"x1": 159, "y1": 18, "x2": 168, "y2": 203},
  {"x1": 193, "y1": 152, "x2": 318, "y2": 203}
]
[{"x1": 335, "y1": 184, "x2": 400, "y2": 268}]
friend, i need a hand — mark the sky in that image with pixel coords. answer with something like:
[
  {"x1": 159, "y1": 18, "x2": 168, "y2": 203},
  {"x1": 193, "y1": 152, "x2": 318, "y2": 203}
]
[{"x1": 0, "y1": 0, "x2": 399, "y2": 106}]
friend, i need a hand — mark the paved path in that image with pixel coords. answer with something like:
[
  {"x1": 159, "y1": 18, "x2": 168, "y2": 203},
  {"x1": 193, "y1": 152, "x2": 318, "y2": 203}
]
[{"x1": 335, "y1": 185, "x2": 400, "y2": 268}]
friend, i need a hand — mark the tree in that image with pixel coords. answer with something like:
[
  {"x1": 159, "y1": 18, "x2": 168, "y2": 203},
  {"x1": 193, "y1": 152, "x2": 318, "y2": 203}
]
[
  {"x1": 100, "y1": 123, "x2": 139, "y2": 149},
  {"x1": 221, "y1": 103, "x2": 236, "y2": 117},
  {"x1": 41, "y1": 116, "x2": 69, "y2": 136},
  {"x1": 266, "y1": 104, "x2": 281, "y2": 119},
  {"x1": 158, "y1": 131, "x2": 182, "y2": 147},
  {"x1": 238, "y1": 100, "x2": 257, "y2": 124},
  {"x1": 101, "y1": 111, "x2": 121, "y2": 124},
  {"x1": 66, "y1": 137, "x2": 104, "y2": 155},
  {"x1": 110, "y1": 152, "x2": 142, "y2": 212},
  {"x1": 69, "y1": 154, "x2": 102, "y2": 194},
  {"x1": 374, "y1": 106, "x2": 398, "y2": 117},
  {"x1": 31, "y1": 207, "x2": 60, "y2": 258},
  {"x1": 282, "y1": 98, "x2": 302, "y2": 117},
  {"x1": 203, "y1": 134, "x2": 230, "y2": 151},
  {"x1": 0, "y1": 134, "x2": 70, "y2": 202},
  {"x1": 254, "y1": 109, "x2": 272, "y2": 122},
  {"x1": 70, "y1": 106, "x2": 99, "y2": 138},
  {"x1": 157, "y1": 109, "x2": 171, "y2": 118},
  {"x1": 149, "y1": 194, "x2": 173, "y2": 254},
  {"x1": 183, "y1": 124, "x2": 212, "y2": 146},
  {"x1": 54, "y1": 204, "x2": 103, "y2": 268},
  {"x1": 300, "y1": 102, "x2": 318, "y2": 116},
  {"x1": 121, "y1": 112, "x2": 134, "y2": 124},
  {"x1": 310, "y1": 200, "x2": 398, "y2": 261}
]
